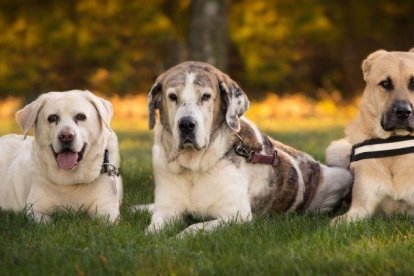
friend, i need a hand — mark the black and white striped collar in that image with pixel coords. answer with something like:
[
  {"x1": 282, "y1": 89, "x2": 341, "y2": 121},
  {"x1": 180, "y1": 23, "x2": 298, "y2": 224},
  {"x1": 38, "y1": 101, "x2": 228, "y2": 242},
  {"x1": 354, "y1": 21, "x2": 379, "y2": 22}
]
[{"x1": 351, "y1": 135, "x2": 414, "y2": 162}]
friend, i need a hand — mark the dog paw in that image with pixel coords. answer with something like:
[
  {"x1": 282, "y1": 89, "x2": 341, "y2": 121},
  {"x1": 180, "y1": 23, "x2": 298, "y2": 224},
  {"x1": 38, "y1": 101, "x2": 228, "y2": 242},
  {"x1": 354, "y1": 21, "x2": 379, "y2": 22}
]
[
  {"x1": 145, "y1": 223, "x2": 163, "y2": 235},
  {"x1": 32, "y1": 212, "x2": 52, "y2": 223},
  {"x1": 130, "y1": 204, "x2": 155, "y2": 213},
  {"x1": 331, "y1": 212, "x2": 364, "y2": 227},
  {"x1": 330, "y1": 215, "x2": 347, "y2": 227}
]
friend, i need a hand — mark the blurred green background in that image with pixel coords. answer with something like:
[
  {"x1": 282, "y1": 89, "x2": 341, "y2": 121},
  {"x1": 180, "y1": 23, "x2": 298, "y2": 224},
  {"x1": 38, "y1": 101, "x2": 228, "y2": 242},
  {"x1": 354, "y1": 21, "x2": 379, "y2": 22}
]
[{"x1": 1, "y1": 0, "x2": 413, "y2": 100}]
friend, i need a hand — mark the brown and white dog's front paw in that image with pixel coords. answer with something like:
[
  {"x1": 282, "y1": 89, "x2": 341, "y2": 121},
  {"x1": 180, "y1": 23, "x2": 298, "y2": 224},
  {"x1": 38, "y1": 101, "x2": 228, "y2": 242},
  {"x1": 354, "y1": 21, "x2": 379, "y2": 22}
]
[
  {"x1": 145, "y1": 222, "x2": 164, "y2": 235},
  {"x1": 145, "y1": 211, "x2": 181, "y2": 234}
]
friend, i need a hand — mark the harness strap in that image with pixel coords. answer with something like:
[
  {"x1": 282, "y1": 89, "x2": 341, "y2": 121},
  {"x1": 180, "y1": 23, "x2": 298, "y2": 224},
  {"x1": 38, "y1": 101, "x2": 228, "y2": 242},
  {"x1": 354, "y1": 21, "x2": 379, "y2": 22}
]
[{"x1": 351, "y1": 135, "x2": 414, "y2": 162}]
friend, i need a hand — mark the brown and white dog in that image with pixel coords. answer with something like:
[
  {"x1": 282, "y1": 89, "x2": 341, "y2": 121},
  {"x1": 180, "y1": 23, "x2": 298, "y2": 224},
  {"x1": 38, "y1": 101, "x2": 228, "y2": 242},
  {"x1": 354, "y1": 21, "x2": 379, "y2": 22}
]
[
  {"x1": 136, "y1": 61, "x2": 351, "y2": 236},
  {"x1": 0, "y1": 90, "x2": 122, "y2": 222}
]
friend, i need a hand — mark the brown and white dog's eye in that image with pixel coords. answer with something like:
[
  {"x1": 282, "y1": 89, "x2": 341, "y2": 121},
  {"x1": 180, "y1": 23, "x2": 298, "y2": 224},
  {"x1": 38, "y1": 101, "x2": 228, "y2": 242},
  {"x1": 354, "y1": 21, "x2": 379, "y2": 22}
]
[
  {"x1": 408, "y1": 77, "x2": 414, "y2": 91},
  {"x1": 379, "y1": 78, "x2": 393, "y2": 91},
  {"x1": 74, "y1": 113, "x2": 87, "y2": 122},
  {"x1": 47, "y1": 114, "x2": 59, "y2": 124},
  {"x1": 201, "y1": 93, "x2": 211, "y2": 101},
  {"x1": 168, "y1": 93, "x2": 178, "y2": 102}
]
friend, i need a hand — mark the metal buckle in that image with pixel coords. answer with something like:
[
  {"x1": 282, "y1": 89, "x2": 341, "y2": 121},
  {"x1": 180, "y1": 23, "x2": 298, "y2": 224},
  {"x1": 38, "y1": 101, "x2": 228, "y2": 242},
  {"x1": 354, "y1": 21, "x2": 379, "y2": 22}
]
[
  {"x1": 101, "y1": 163, "x2": 120, "y2": 194},
  {"x1": 235, "y1": 144, "x2": 251, "y2": 158}
]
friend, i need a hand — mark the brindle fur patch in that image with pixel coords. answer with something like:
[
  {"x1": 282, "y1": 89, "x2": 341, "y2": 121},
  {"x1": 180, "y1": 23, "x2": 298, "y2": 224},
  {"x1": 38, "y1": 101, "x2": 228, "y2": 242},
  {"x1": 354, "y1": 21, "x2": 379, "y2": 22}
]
[
  {"x1": 296, "y1": 161, "x2": 321, "y2": 210},
  {"x1": 251, "y1": 152, "x2": 300, "y2": 214},
  {"x1": 232, "y1": 124, "x2": 322, "y2": 214},
  {"x1": 271, "y1": 138, "x2": 321, "y2": 210}
]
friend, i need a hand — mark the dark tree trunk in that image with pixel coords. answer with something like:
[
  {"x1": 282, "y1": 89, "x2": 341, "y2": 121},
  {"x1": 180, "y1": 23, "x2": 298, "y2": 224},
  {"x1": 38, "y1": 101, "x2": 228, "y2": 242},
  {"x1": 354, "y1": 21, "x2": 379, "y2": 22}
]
[{"x1": 188, "y1": 0, "x2": 230, "y2": 71}]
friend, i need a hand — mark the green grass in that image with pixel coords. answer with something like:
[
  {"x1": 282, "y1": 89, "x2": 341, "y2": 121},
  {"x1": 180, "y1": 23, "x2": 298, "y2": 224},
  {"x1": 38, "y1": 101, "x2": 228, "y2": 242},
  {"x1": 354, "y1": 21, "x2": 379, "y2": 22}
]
[{"x1": 2, "y1": 124, "x2": 414, "y2": 275}]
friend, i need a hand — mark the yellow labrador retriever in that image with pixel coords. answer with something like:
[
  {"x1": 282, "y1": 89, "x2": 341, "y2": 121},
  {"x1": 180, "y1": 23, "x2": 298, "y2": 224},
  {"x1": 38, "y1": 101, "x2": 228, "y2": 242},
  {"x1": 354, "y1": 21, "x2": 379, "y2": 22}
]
[
  {"x1": 135, "y1": 61, "x2": 352, "y2": 236},
  {"x1": 327, "y1": 49, "x2": 414, "y2": 224},
  {"x1": 0, "y1": 90, "x2": 122, "y2": 222}
]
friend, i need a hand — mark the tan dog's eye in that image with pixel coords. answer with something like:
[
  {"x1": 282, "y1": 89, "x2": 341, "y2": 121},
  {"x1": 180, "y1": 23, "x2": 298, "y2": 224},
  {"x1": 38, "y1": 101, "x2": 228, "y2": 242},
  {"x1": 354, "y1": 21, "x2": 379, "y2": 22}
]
[
  {"x1": 201, "y1": 93, "x2": 211, "y2": 101},
  {"x1": 47, "y1": 114, "x2": 59, "y2": 124},
  {"x1": 379, "y1": 78, "x2": 393, "y2": 90},
  {"x1": 408, "y1": 77, "x2": 414, "y2": 90},
  {"x1": 74, "y1": 113, "x2": 87, "y2": 122},
  {"x1": 168, "y1": 93, "x2": 178, "y2": 102}
]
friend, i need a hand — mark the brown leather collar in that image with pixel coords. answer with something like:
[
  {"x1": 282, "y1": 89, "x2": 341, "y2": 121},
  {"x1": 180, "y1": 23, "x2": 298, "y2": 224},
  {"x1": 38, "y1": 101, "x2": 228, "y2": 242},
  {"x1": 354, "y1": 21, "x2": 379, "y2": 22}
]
[
  {"x1": 249, "y1": 150, "x2": 277, "y2": 164},
  {"x1": 234, "y1": 134, "x2": 277, "y2": 165}
]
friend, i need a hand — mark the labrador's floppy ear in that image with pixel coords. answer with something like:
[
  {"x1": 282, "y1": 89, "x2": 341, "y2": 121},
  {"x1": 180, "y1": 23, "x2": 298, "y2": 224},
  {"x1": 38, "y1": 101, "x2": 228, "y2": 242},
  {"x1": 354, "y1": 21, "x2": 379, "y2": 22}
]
[
  {"x1": 15, "y1": 94, "x2": 47, "y2": 138},
  {"x1": 409, "y1": 48, "x2": 414, "y2": 53},
  {"x1": 215, "y1": 70, "x2": 249, "y2": 132},
  {"x1": 148, "y1": 75, "x2": 164, "y2": 130},
  {"x1": 84, "y1": 91, "x2": 113, "y2": 132},
  {"x1": 362, "y1": 49, "x2": 387, "y2": 81}
]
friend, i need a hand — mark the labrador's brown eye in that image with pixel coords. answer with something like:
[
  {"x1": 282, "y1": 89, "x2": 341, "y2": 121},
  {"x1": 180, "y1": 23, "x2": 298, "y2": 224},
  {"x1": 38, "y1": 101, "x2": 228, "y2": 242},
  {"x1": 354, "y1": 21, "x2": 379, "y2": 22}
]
[
  {"x1": 74, "y1": 113, "x2": 87, "y2": 122},
  {"x1": 201, "y1": 93, "x2": 211, "y2": 101},
  {"x1": 47, "y1": 114, "x2": 59, "y2": 123},
  {"x1": 168, "y1": 93, "x2": 178, "y2": 102},
  {"x1": 408, "y1": 77, "x2": 414, "y2": 91},
  {"x1": 379, "y1": 78, "x2": 393, "y2": 90}
]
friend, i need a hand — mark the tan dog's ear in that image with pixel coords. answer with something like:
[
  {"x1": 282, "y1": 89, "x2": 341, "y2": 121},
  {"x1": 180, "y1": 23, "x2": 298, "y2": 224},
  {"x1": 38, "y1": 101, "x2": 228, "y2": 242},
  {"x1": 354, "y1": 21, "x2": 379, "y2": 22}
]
[
  {"x1": 215, "y1": 70, "x2": 249, "y2": 132},
  {"x1": 409, "y1": 48, "x2": 414, "y2": 53},
  {"x1": 84, "y1": 91, "x2": 113, "y2": 132},
  {"x1": 362, "y1": 49, "x2": 387, "y2": 81},
  {"x1": 15, "y1": 95, "x2": 46, "y2": 138},
  {"x1": 148, "y1": 77, "x2": 163, "y2": 130}
]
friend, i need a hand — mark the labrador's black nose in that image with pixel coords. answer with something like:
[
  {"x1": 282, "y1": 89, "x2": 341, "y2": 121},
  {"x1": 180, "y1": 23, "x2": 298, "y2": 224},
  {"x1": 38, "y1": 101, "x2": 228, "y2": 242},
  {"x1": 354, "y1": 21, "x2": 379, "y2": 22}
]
[
  {"x1": 179, "y1": 117, "x2": 196, "y2": 134},
  {"x1": 58, "y1": 130, "x2": 74, "y2": 143},
  {"x1": 394, "y1": 101, "x2": 412, "y2": 120}
]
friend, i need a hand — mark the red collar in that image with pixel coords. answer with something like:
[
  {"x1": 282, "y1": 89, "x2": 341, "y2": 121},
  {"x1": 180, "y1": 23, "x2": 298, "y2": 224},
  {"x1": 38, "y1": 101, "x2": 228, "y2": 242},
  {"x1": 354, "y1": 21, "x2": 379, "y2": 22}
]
[
  {"x1": 234, "y1": 135, "x2": 277, "y2": 165},
  {"x1": 249, "y1": 150, "x2": 277, "y2": 165}
]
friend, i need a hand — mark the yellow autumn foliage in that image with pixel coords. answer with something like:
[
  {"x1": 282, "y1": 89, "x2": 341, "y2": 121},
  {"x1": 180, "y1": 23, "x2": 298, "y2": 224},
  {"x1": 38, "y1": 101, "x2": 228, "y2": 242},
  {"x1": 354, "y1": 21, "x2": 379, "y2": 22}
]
[{"x1": 0, "y1": 93, "x2": 358, "y2": 133}]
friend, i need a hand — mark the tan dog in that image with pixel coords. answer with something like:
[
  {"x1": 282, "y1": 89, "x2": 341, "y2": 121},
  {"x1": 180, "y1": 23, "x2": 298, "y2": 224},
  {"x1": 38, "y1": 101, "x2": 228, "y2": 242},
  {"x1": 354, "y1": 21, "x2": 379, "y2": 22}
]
[
  {"x1": 0, "y1": 90, "x2": 122, "y2": 222},
  {"x1": 134, "y1": 61, "x2": 352, "y2": 236},
  {"x1": 327, "y1": 49, "x2": 414, "y2": 224}
]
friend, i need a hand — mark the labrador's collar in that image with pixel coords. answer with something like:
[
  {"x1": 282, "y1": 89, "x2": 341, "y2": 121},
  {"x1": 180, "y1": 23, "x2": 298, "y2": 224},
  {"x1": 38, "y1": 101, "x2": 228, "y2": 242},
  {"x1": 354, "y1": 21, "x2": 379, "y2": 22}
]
[
  {"x1": 351, "y1": 135, "x2": 414, "y2": 162},
  {"x1": 101, "y1": 149, "x2": 120, "y2": 177}
]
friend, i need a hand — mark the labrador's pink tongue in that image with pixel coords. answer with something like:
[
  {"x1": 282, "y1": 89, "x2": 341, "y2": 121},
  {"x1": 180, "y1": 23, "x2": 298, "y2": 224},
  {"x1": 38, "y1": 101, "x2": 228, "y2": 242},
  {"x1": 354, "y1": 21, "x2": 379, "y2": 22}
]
[{"x1": 56, "y1": 152, "x2": 78, "y2": 170}]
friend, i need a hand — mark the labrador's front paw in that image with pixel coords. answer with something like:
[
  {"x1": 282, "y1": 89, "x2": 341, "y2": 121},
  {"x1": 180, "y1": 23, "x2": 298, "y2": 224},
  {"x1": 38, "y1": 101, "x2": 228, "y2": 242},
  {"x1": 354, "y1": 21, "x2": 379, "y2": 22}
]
[{"x1": 31, "y1": 212, "x2": 52, "y2": 223}]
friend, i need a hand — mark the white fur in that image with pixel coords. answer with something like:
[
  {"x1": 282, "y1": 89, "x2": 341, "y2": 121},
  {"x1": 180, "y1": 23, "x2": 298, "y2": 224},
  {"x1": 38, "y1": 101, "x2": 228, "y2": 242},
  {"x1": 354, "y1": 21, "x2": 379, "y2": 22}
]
[
  {"x1": 147, "y1": 121, "x2": 252, "y2": 234},
  {"x1": 326, "y1": 138, "x2": 352, "y2": 168},
  {"x1": 0, "y1": 90, "x2": 122, "y2": 222},
  {"x1": 308, "y1": 165, "x2": 352, "y2": 212}
]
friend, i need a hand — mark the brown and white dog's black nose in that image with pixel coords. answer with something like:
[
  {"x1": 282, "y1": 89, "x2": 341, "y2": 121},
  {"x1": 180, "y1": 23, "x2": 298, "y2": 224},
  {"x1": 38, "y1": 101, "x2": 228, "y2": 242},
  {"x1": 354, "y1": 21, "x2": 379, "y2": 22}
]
[
  {"x1": 393, "y1": 100, "x2": 412, "y2": 120},
  {"x1": 58, "y1": 129, "x2": 75, "y2": 144},
  {"x1": 179, "y1": 117, "x2": 196, "y2": 135}
]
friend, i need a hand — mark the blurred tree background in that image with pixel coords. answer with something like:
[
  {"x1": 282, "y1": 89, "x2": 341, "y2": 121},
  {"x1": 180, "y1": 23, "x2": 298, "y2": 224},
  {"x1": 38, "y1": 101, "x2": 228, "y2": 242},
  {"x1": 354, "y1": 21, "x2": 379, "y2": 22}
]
[{"x1": 0, "y1": 0, "x2": 413, "y2": 100}]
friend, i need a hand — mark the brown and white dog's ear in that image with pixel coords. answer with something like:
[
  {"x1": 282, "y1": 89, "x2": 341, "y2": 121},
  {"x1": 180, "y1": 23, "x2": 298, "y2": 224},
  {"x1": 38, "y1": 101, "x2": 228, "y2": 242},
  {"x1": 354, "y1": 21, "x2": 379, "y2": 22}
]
[
  {"x1": 148, "y1": 79, "x2": 163, "y2": 130},
  {"x1": 362, "y1": 49, "x2": 387, "y2": 81},
  {"x1": 15, "y1": 94, "x2": 47, "y2": 138},
  {"x1": 84, "y1": 91, "x2": 113, "y2": 132},
  {"x1": 216, "y1": 72, "x2": 249, "y2": 132}
]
